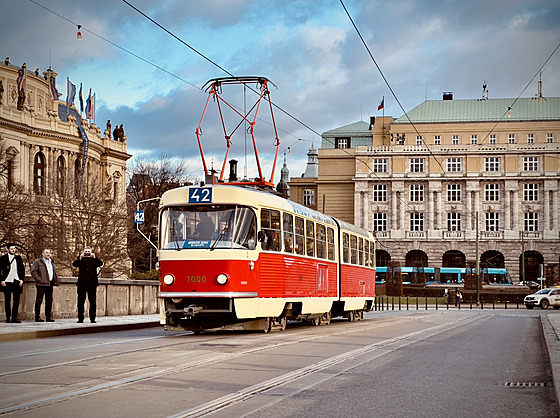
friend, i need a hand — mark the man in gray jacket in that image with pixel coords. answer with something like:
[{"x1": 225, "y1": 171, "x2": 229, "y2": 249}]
[{"x1": 31, "y1": 249, "x2": 59, "y2": 322}]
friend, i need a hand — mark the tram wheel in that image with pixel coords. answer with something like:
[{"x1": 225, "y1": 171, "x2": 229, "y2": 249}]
[
  {"x1": 347, "y1": 311, "x2": 355, "y2": 322},
  {"x1": 322, "y1": 312, "x2": 332, "y2": 325},
  {"x1": 262, "y1": 317, "x2": 272, "y2": 333},
  {"x1": 312, "y1": 316, "x2": 321, "y2": 326},
  {"x1": 279, "y1": 316, "x2": 287, "y2": 331}
]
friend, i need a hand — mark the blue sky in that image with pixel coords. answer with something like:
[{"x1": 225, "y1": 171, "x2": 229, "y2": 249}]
[{"x1": 2, "y1": 0, "x2": 559, "y2": 182}]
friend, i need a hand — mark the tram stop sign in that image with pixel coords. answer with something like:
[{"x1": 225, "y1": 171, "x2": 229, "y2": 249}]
[{"x1": 135, "y1": 210, "x2": 145, "y2": 224}]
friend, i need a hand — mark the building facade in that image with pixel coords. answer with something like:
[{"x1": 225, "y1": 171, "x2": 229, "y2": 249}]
[
  {"x1": 0, "y1": 60, "x2": 131, "y2": 276},
  {"x1": 289, "y1": 95, "x2": 560, "y2": 283}
]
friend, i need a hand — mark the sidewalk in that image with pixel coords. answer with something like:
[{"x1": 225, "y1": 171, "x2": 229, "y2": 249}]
[
  {"x1": 541, "y1": 313, "x2": 560, "y2": 412},
  {"x1": 0, "y1": 314, "x2": 161, "y2": 342}
]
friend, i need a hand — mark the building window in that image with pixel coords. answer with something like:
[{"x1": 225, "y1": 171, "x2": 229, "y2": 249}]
[
  {"x1": 373, "y1": 213, "x2": 387, "y2": 231},
  {"x1": 372, "y1": 158, "x2": 388, "y2": 173},
  {"x1": 484, "y1": 183, "x2": 500, "y2": 201},
  {"x1": 335, "y1": 138, "x2": 350, "y2": 149},
  {"x1": 416, "y1": 136, "x2": 423, "y2": 146},
  {"x1": 33, "y1": 152, "x2": 45, "y2": 195},
  {"x1": 447, "y1": 213, "x2": 461, "y2": 231},
  {"x1": 410, "y1": 158, "x2": 425, "y2": 173},
  {"x1": 6, "y1": 159, "x2": 14, "y2": 191},
  {"x1": 508, "y1": 134, "x2": 515, "y2": 144},
  {"x1": 452, "y1": 135, "x2": 459, "y2": 145},
  {"x1": 447, "y1": 184, "x2": 462, "y2": 201},
  {"x1": 523, "y1": 183, "x2": 539, "y2": 201},
  {"x1": 303, "y1": 189, "x2": 315, "y2": 206},
  {"x1": 489, "y1": 134, "x2": 496, "y2": 145},
  {"x1": 409, "y1": 212, "x2": 424, "y2": 231},
  {"x1": 485, "y1": 212, "x2": 499, "y2": 232},
  {"x1": 471, "y1": 135, "x2": 478, "y2": 144},
  {"x1": 434, "y1": 135, "x2": 441, "y2": 145},
  {"x1": 524, "y1": 212, "x2": 538, "y2": 232},
  {"x1": 447, "y1": 157, "x2": 462, "y2": 172},
  {"x1": 373, "y1": 184, "x2": 387, "y2": 202},
  {"x1": 547, "y1": 133, "x2": 554, "y2": 143},
  {"x1": 56, "y1": 156, "x2": 65, "y2": 195},
  {"x1": 409, "y1": 184, "x2": 424, "y2": 202},
  {"x1": 74, "y1": 158, "x2": 81, "y2": 196},
  {"x1": 523, "y1": 156, "x2": 539, "y2": 171},
  {"x1": 485, "y1": 157, "x2": 500, "y2": 172},
  {"x1": 527, "y1": 134, "x2": 534, "y2": 144}
]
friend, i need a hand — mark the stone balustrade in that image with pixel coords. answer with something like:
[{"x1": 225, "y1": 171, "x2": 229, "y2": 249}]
[{"x1": 0, "y1": 276, "x2": 159, "y2": 320}]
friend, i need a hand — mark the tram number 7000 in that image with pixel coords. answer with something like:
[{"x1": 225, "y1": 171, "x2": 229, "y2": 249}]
[{"x1": 188, "y1": 187, "x2": 213, "y2": 204}]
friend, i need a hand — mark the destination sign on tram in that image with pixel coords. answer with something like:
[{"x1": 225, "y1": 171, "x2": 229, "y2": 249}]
[{"x1": 189, "y1": 187, "x2": 212, "y2": 204}]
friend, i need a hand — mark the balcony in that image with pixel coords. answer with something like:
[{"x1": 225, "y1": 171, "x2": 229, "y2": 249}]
[
  {"x1": 479, "y1": 231, "x2": 504, "y2": 239},
  {"x1": 442, "y1": 231, "x2": 463, "y2": 239},
  {"x1": 406, "y1": 231, "x2": 426, "y2": 239}
]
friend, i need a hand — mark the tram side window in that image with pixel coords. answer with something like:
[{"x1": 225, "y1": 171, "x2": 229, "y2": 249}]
[
  {"x1": 327, "y1": 227, "x2": 335, "y2": 261},
  {"x1": 295, "y1": 216, "x2": 305, "y2": 255},
  {"x1": 359, "y1": 237, "x2": 364, "y2": 265},
  {"x1": 283, "y1": 213, "x2": 294, "y2": 253},
  {"x1": 350, "y1": 235, "x2": 358, "y2": 264},
  {"x1": 343, "y1": 233, "x2": 350, "y2": 263},
  {"x1": 369, "y1": 240, "x2": 375, "y2": 267},
  {"x1": 364, "y1": 240, "x2": 369, "y2": 266},
  {"x1": 316, "y1": 224, "x2": 326, "y2": 259},
  {"x1": 261, "y1": 208, "x2": 281, "y2": 251},
  {"x1": 306, "y1": 220, "x2": 315, "y2": 257}
]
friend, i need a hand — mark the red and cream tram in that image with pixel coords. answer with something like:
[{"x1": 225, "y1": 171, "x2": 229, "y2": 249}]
[{"x1": 157, "y1": 184, "x2": 375, "y2": 332}]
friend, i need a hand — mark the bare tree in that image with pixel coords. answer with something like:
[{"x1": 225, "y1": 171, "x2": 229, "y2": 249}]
[{"x1": 126, "y1": 154, "x2": 195, "y2": 273}]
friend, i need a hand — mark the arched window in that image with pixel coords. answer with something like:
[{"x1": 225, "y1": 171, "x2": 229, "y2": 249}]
[
  {"x1": 74, "y1": 158, "x2": 81, "y2": 196},
  {"x1": 33, "y1": 152, "x2": 45, "y2": 195},
  {"x1": 56, "y1": 156, "x2": 65, "y2": 195}
]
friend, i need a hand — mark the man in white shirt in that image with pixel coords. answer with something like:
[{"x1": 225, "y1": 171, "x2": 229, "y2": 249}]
[
  {"x1": 31, "y1": 249, "x2": 60, "y2": 322},
  {"x1": 0, "y1": 243, "x2": 25, "y2": 323}
]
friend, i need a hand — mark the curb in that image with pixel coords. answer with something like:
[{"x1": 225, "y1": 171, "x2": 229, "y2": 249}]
[
  {"x1": 0, "y1": 321, "x2": 160, "y2": 342},
  {"x1": 540, "y1": 314, "x2": 560, "y2": 413}
]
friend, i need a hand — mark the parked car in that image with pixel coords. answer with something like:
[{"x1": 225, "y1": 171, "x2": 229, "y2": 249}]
[
  {"x1": 524, "y1": 288, "x2": 560, "y2": 310},
  {"x1": 517, "y1": 281, "x2": 540, "y2": 290}
]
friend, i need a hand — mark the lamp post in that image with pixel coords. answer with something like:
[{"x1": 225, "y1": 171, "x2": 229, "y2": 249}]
[{"x1": 476, "y1": 211, "x2": 480, "y2": 305}]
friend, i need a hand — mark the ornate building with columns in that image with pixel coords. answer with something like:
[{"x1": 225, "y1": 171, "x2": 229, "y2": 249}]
[
  {"x1": 0, "y1": 60, "x2": 131, "y2": 276},
  {"x1": 289, "y1": 93, "x2": 560, "y2": 283}
]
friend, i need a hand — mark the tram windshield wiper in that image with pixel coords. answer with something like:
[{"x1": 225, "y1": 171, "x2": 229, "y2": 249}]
[
  {"x1": 171, "y1": 220, "x2": 180, "y2": 251},
  {"x1": 210, "y1": 227, "x2": 229, "y2": 251}
]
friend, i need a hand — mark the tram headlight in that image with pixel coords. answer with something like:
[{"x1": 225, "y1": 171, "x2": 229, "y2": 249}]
[
  {"x1": 216, "y1": 273, "x2": 229, "y2": 285},
  {"x1": 163, "y1": 274, "x2": 175, "y2": 286}
]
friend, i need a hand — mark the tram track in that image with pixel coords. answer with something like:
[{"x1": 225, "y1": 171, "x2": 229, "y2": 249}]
[{"x1": 0, "y1": 312, "x2": 486, "y2": 416}]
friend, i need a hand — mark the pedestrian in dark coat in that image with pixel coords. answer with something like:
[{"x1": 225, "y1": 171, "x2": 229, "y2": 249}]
[
  {"x1": 31, "y1": 249, "x2": 59, "y2": 322},
  {"x1": 0, "y1": 243, "x2": 25, "y2": 323},
  {"x1": 72, "y1": 246, "x2": 103, "y2": 323}
]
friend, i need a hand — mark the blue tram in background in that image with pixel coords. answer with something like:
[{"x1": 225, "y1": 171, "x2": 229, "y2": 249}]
[{"x1": 375, "y1": 266, "x2": 511, "y2": 285}]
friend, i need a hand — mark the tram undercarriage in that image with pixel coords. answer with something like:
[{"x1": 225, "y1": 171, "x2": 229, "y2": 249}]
[{"x1": 163, "y1": 298, "x2": 370, "y2": 333}]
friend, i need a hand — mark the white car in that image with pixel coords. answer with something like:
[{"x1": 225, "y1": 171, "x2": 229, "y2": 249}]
[{"x1": 524, "y1": 288, "x2": 560, "y2": 310}]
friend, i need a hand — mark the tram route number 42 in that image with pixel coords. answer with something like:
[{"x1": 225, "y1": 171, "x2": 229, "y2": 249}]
[
  {"x1": 189, "y1": 187, "x2": 213, "y2": 204},
  {"x1": 134, "y1": 210, "x2": 144, "y2": 224}
]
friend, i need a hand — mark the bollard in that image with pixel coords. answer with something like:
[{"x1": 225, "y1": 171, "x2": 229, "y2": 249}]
[
  {"x1": 436, "y1": 297, "x2": 438, "y2": 310},
  {"x1": 447, "y1": 297, "x2": 449, "y2": 310},
  {"x1": 492, "y1": 301, "x2": 495, "y2": 310},
  {"x1": 470, "y1": 301, "x2": 472, "y2": 310},
  {"x1": 407, "y1": 297, "x2": 409, "y2": 310},
  {"x1": 517, "y1": 301, "x2": 519, "y2": 309},
  {"x1": 425, "y1": 296, "x2": 428, "y2": 310},
  {"x1": 505, "y1": 300, "x2": 507, "y2": 310},
  {"x1": 481, "y1": 301, "x2": 484, "y2": 310},
  {"x1": 458, "y1": 300, "x2": 461, "y2": 310},
  {"x1": 416, "y1": 297, "x2": 419, "y2": 310},
  {"x1": 392, "y1": 297, "x2": 394, "y2": 311},
  {"x1": 387, "y1": 296, "x2": 389, "y2": 311},
  {"x1": 399, "y1": 297, "x2": 401, "y2": 311}
]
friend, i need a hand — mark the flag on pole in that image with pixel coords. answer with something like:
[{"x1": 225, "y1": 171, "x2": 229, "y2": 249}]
[
  {"x1": 90, "y1": 93, "x2": 95, "y2": 122},
  {"x1": 79, "y1": 83, "x2": 84, "y2": 114},
  {"x1": 66, "y1": 77, "x2": 76, "y2": 109},
  {"x1": 85, "y1": 88, "x2": 92, "y2": 119},
  {"x1": 377, "y1": 97, "x2": 384, "y2": 111}
]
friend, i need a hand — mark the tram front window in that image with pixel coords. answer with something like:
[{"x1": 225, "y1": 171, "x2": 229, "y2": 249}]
[{"x1": 161, "y1": 205, "x2": 257, "y2": 250}]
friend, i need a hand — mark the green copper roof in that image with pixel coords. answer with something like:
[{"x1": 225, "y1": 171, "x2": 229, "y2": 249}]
[
  {"x1": 393, "y1": 97, "x2": 560, "y2": 124},
  {"x1": 322, "y1": 120, "x2": 371, "y2": 136}
]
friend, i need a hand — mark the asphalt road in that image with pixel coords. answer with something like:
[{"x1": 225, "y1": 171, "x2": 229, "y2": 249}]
[{"x1": 0, "y1": 310, "x2": 555, "y2": 418}]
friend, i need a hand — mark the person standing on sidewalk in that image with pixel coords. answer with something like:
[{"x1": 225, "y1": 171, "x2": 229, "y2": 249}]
[
  {"x1": 72, "y1": 246, "x2": 103, "y2": 323},
  {"x1": 31, "y1": 249, "x2": 59, "y2": 322},
  {"x1": 0, "y1": 243, "x2": 25, "y2": 323}
]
